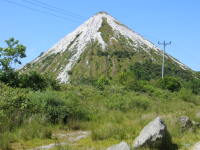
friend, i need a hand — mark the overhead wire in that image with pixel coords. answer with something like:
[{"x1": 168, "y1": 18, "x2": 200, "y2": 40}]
[
  {"x1": 4, "y1": 0, "x2": 83, "y2": 24},
  {"x1": 170, "y1": 44, "x2": 200, "y2": 64},
  {"x1": 4, "y1": 0, "x2": 200, "y2": 68},
  {"x1": 141, "y1": 34, "x2": 200, "y2": 65},
  {"x1": 32, "y1": 0, "x2": 88, "y2": 20},
  {"x1": 22, "y1": 0, "x2": 86, "y2": 21},
  {"x1": 167, "y1": 47, "x2": 200, "y2": 66},
  {"x1": 172, "y1": 43, "x2": 200, "y2": 63}
]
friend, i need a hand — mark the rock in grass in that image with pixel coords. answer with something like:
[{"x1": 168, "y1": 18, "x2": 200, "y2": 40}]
[
  {"x1": 133, "y1": 117, "x2": 167, "y2": 149},
  {"x1": 177, "y1": 116, "x2": 192, "y2": 130},
  {"x1": 107, "y1": 141, "x2": 130, "y2": 150}
]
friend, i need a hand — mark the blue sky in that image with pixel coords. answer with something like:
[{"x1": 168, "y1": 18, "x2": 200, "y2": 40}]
[{"x1": 1, "y1": 0, "x2": 200, "y2": 71}]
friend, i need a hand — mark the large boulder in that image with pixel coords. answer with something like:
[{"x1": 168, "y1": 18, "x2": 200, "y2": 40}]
[
  {"x1": 133, "y1": 117, "x2": 167, "y2": 149},
  {"x1": 107, "y1": 141, "x2": 130, "y2": 150}
]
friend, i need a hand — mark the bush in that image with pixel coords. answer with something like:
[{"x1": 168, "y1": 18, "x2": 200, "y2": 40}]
[
  {"x1": 97, "y1": 76, "x2": 110, "y2": 85},
  {"x1": 157, "y1": 76, "x2": 181, "y2": 92},
  {"x1": 0, "y1": 71, "x2": 60, "y2": 91},
  {"x1": 119, "y1": 71, "x2": 146, "y2": 92},
  {"x1": 185, "y1": 79, "x2": 200, "y2": 95},
  {"x1": 28, "y1": 90, "x2": 68, "y2": 123},
  {"x1": 67, "y1": 70, "x2": 72, "y2": 75}
]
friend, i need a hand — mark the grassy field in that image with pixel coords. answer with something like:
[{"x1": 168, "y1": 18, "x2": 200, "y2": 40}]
[{"x1": 1, "y1": 80, "x2": 200, "y2": 150}]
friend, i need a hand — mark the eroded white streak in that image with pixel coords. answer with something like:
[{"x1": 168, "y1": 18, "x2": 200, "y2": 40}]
[{"x1": 18, "y1": 12, "x2": 189, "y2": 82}]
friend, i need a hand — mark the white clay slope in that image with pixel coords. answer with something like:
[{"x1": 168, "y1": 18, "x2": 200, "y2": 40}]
[{"x1": 19, "y1": 12, "x2": 189, "y2": 83}]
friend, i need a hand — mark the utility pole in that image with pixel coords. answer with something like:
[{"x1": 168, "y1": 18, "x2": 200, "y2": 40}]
[{"x1": 158, "y1": 41, "x2": 171, "y2": 78}]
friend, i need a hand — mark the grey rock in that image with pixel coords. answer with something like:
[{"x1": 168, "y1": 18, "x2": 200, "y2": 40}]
[
  {"x1": 107, "y1": 141, "x2": 130, "y2": 150},
  {"x1": 177, "y1": 116, "x2": 192, "y2": 130},
  {"x1": 133, "y1": 117, "x2": 167, "y2": 149}
]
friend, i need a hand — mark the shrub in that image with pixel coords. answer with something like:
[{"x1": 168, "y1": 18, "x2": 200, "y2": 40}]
[
  {"x1": 119, "y1": 71, "x2": 146, "y2": 92},
  {"x1": 67, "y1": 70, "x2": 72, "y2": 75},
  {"x1": 0, "y1": 71, "x2": 60, "y2": 91},
  {"x1": 28, "y1": 90, "x2": 68, "y2": 123},
  {"x1": 185, "y1": 79, "x2": 200, "y2": 95},
  {"x1": 97, "y1": 76, "x2": 110, "y2": 85},
  {"x1": 157, "y1": 76, "x2": 181, "y2": 92}
]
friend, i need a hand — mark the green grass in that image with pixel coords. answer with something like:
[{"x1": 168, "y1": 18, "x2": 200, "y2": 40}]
[{"x1": 1, "y1": 81, "x2": 200, "y2": 149}]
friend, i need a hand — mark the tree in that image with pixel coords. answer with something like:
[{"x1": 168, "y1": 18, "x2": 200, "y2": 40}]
[{"x1": 0, "y1": 37, "x2": 26, "y2": 73}]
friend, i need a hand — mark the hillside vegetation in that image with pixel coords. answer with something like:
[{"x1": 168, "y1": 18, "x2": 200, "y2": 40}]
[
  {"x1": 1, "y1": 71, "x2": 200, "y2": 149},
  {"x1": 1, "y1": 37, "x2": 200, "y2": 149}
]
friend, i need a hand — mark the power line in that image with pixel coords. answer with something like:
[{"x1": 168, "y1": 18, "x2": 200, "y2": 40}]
[
  {"x1": 4, "y1": 0, "x2": 83, "y2": 24},
  {"x1": 32, "y1": 0, "x2": 88, "y2": 20},
  {"x1": 141, "y1": 35, "x2": 200, "y2": 65},
  {"x1": 3, "y1": 0, "x2": 200, "y2": 70},
  {"x1": 172, "y1": 43, "x2": 200, "y2": 63},
  {"x1": 170, "y1": 45, "x2": 200, "y2": 64},
  {"x1": 167, "y1": 47, "x2": 200, "y2": 66},
  {"x1": 140, "y1": 34, "x2": 168, "y2": 41},
  {"x1": 22, "y1": 0, "x2": 86, "y2": 21}
]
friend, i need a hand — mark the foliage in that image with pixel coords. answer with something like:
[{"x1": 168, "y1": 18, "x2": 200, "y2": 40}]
[
  {"x1": 129, "y1": 59, "x2": 194, "y2": 81},
  {"x1": 118, "y1": 71, "x2": 145, "y2": 92},
  {"x1": 156, "y1": 76, "x2": 181, "y2": 92},
  {"x1": 103, "y1": 94, "x2": 151, "y2": 111},
  {"x1": 78, "y1": 77, "x2": 97, "y2": 85},
  {"x1": 0, "y1": 70, "x2": 60, "y2": 91},
  {"x1": 0, "y1": 37, "x2": 26, "y2": 72},
  {"x1": 97, "y1": 49, "x2": 108, "y2": 57},
  {"x1": 41, "y1": 53, "x2": 59, "y2": 64},
  {"x1": 1, "y1": 74, "x2": 200, "y2": 149},
  {"x1": 28, "y1": 91, "x2": 68, "y2": 123},
  {"x1": 184, "y1": 78, "x2": 200, "y2": 95},
  {"x1": 67, "y1": 70, "x2": 72, "y2": 75},
  {"x1": 30, "y1": 90, "x2": 90, "y2": 122},
  {"x1": 98, "y1": 17, "x2": 114, "y2": 43},
  {"x1": 178, "y1": 88, "x2": 193, "y2": 102},
  {"x1": 111, "y1": 50, "x2": 135, "y2": 59},
  {"x1": 97, "y1": 76, "x2": 110, "y2": 85}
]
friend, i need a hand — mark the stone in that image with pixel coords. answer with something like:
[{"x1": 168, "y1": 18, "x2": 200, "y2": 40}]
[
  {"x1": 177, "y1": 116, "x2": 192, "y2": 130},
  {"x1": 107, "y1": 141, "x2": 130, "y2": 150},
  {"x1": 133, "y1": 117, "x2": 167, "y2": 149}
]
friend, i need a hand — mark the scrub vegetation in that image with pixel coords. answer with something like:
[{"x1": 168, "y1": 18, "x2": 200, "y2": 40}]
[
  {"x1": 1, "y1": 70, "x2": 200, "y2": 149},
  {"x1": 1, "y1": 34, "x2": 200, "y2": 149}
]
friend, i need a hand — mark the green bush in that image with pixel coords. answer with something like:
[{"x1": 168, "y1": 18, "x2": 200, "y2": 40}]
[
  {"x1": 67, "y1": 70, "x2": 72, "y2": 75},
  {"x1": 119, "y1": 71, "x2": 146, "y2": 92},
  {"x1": 0, "y1": 71, "x2": 60, "y2": 91},
  {"x1": 97, "y1": 76, "x2": 110, "y2": 85},
  {"x1": 28, "y1": 90, "x2": 90, "y2": 122},
  {"x1": 185, "y1": 79, "x2": 200, "y2": 95},
  {"x1": 28, "y1": 91, "x2": 68, "y2": 123},
  {"x1": 157, "y1": 76, "x2": 181, "y2": 92}
]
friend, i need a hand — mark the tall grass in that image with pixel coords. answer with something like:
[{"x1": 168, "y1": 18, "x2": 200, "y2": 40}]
[{"x1": 1, "y1": 80, "x2": 200, "y2": 149}]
